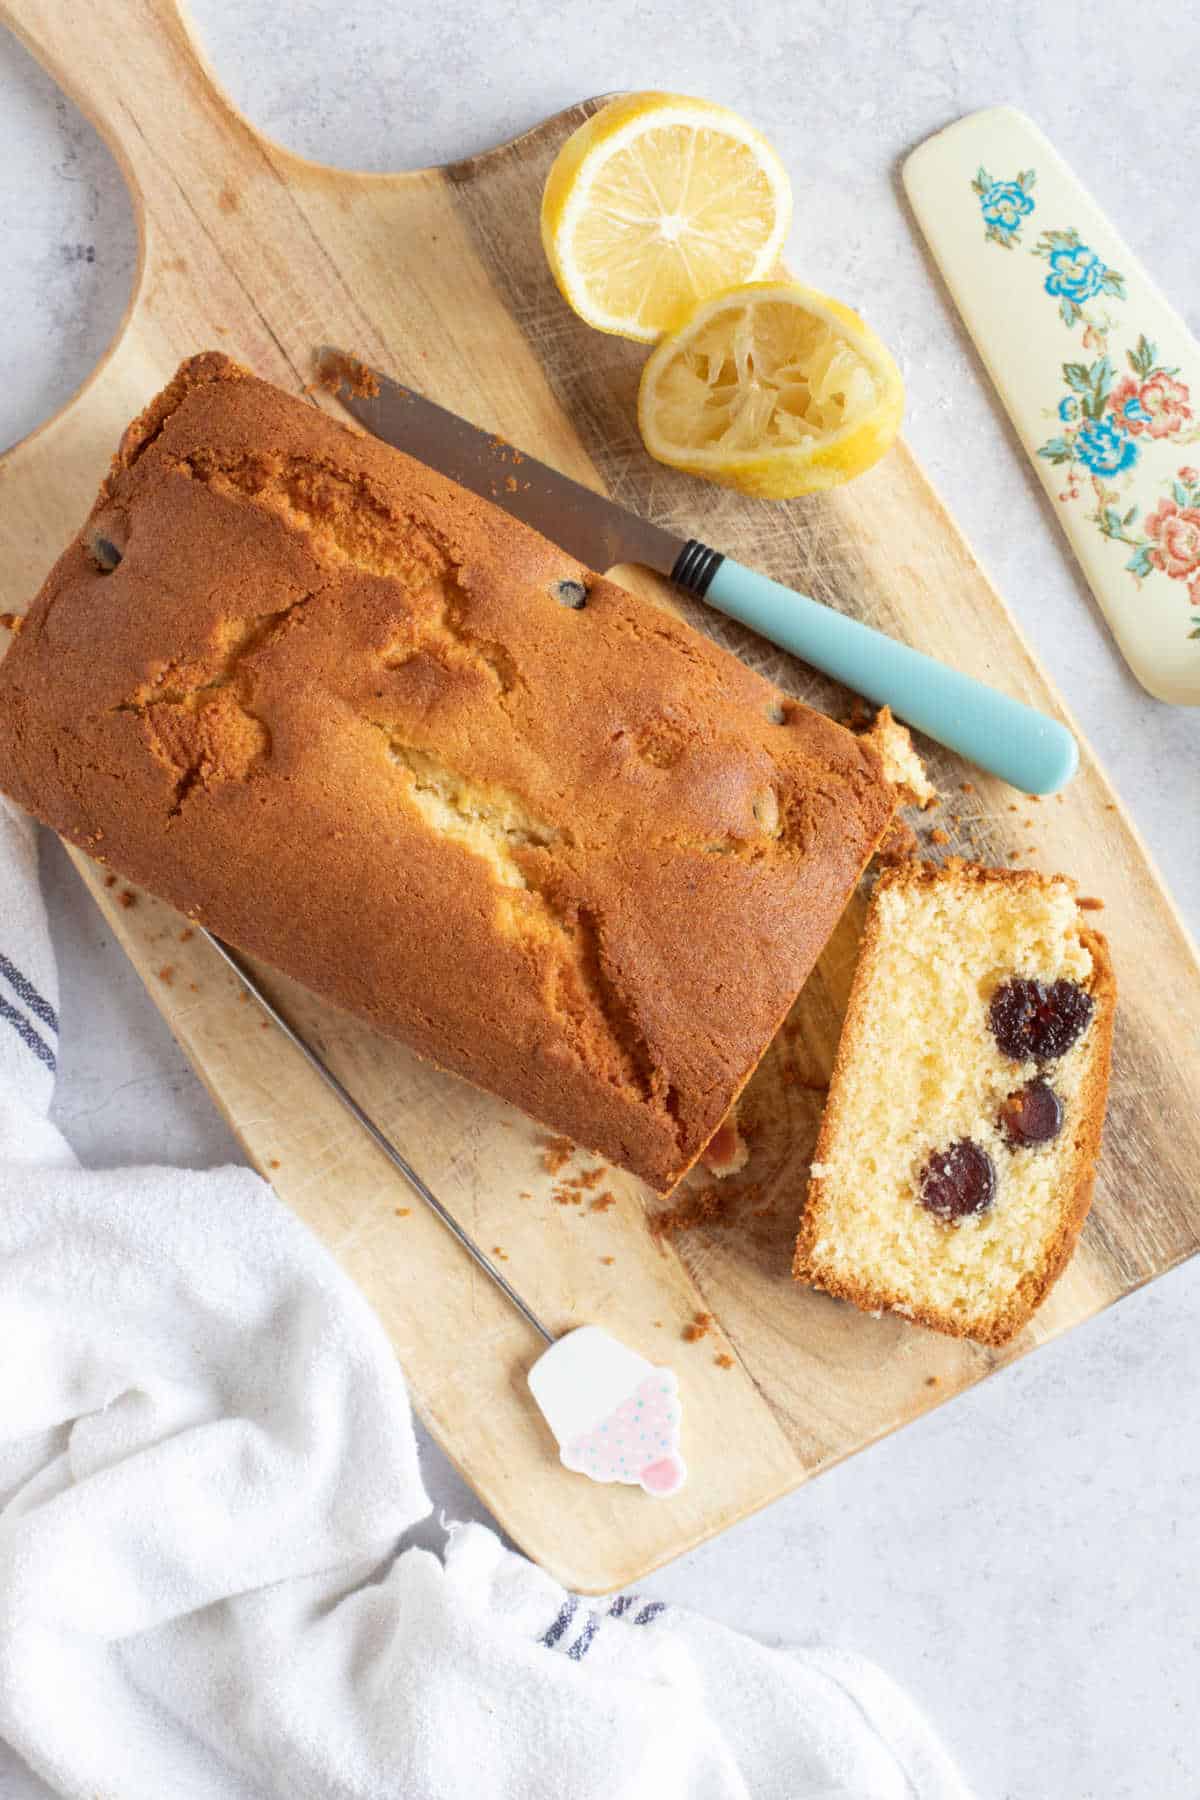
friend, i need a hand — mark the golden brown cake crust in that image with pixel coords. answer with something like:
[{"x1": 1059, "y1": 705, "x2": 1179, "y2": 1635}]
[
  {"x1": 793, "y1": 860, "x2": 1117, "y2": 1343},
  {"x1": 0, "y1": 353, "x2": 895, "y2": 1191}
]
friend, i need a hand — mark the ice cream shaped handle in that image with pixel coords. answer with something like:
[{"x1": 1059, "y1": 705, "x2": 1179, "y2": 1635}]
[{"x1": 527, "y1": 1325, "x2": 687, "y2": 1498}]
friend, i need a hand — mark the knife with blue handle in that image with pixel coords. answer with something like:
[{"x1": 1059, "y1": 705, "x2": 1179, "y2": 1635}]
[{"x1": 318, "y1": 348, "x2": 1077, "y2": 794}]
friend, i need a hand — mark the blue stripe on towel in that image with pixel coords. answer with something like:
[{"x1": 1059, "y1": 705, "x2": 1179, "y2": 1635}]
[
  {"x1": 0, "y1": 952, "x2": 59, "y2": 1034},
  {"x1": 0, "y1": 992, "x2": 56, "y2": 1072},
  {"x1": 541, "y1": 1591, "x2": 667, "y2": 1657},
  {"x1": 566, "y1": 1612, "x2": 601, "y2": 1661},
  {"x1": 540, "y1": 1597, "x2": 577, "y2": 1648}
]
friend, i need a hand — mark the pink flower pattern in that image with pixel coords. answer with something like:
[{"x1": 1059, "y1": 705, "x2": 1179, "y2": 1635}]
[
  {"x1": 1144, "y1": 500, "x2": 1200, "y2": 610},
  {"x1": 1138, "y1": 372, "x2": 1193, "y2": 438},
  {"x1": 1110, "y1": 372, "x2": 1193, "y2": 440}
]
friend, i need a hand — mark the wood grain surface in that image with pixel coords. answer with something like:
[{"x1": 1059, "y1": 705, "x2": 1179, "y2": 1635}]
[{"x1": 3, "y1": 0, "x2": 1198, "y2": 1592}]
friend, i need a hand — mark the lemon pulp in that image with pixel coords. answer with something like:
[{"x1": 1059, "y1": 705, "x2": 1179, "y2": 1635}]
[{"x1": 639, "y1": 282, "x2": 904, "y2": 497}]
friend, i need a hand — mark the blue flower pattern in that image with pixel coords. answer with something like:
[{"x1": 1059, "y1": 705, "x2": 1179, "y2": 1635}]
[
  {"x1": 1075, "y1": 418, "x2": 1138, "y2": 477},
  {"x1": 1044, "y1": 244, "x2": 1107, "y2": 306},
  {"x1": 982, "y1": 180, "x2": 1034, "y2": 233},
  {"x1": 1032, "y1": 227, "x2": 1125, "y2": 328},
  {"x1": 972, "y1": 166, "x2": 1035, "y2": 247}
]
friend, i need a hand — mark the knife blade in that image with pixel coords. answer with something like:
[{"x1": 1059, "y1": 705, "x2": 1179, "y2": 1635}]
[
  {"x1": 316, "y1": 347, "x2": 685, "y2": 581},
  {"x1": 315, "y1": 346, "x2": 1079, "y2": 793}
]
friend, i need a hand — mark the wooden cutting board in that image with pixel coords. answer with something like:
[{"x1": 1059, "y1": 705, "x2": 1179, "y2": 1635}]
[{"x1": 4, "y1": 0, "x2": 1199, "y2": 1594}]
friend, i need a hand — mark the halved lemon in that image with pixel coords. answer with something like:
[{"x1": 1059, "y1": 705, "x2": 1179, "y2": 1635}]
[
  {"x1": 638, "y1": 281, "x2": 904, "y2": 497},
  {"x1": 541, "y1": 93, "x2": 791, "y2": 343}
]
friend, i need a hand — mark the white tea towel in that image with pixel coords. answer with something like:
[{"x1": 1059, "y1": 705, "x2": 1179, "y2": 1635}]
[{"x1": 0, "y1": 797, "x2": 971, "y2": 1800}]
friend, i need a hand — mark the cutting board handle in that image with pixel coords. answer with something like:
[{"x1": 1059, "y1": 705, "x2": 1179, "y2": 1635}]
[{"x1": 1, "y1": 0, "x2": 270, "y2": 212}]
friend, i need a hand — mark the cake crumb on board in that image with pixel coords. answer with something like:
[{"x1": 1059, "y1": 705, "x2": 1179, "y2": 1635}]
[
  {"x1": 874, "y1": 817, "x2": 919, "y2": 864},
  {"x1": 715, "y1": 1353, "x2": 735, "y2": 1369},
  {"x1": 540, "y1": 1135, "x2": 576, "y2": 1175},
  {"x1": 553, "y1": 1164, "x2": 609, "y2": 1206},
  {"x1": 118, "y1": 889, "x2": 137, "y2": 908},
  {"x1": 683, "y1": 1311, "x2": 714, "y2": 1342},
  {"x1": 1078, "y1": 896, "x2": 1105, "y2": 911},
  {"x1": 652, "y1": 1176, "x2": 765, "y2": 1238}
]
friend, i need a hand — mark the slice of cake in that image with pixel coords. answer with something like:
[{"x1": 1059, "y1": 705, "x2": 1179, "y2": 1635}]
[{"x1": 793, "y1": 861, "x2": 1116, "y2": 1344}]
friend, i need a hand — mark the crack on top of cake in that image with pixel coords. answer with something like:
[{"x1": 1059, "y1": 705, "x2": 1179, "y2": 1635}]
[
  {"x1": 173, "y1": 451, "x2": 525, "y2": 705},
  {"x1": 174, "y1": 450, "x2": 443, "y2": 587},
  {"x1": 380, "y1": 738, "x2": 565, "y2": 889},
  {"x1": 117, "y1": 592, "x2": 317, "y2": 714},
  {"x1": 167, "y1": 755, "x2": 208, "y2": 820},
  {"x1": 113, "y1": 591, "x2": 322, "y2": 822},
  {"x1": 150, "y1": 688, "x2": 272, "y2": 823},
  {"x1": 368, "y1": 726, "x2": 678, "y2": 1129},
  {"x1": 438, "y1": 568, "x2": 524, "y2": 699}
]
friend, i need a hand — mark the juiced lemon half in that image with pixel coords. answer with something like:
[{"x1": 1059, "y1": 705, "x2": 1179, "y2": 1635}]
[
  {"x1": 541, "y1": 93, "x2": 791, "y2": 343},
  {"x1": 637, "y1": 281, "x2": 904, "y2": 497}
]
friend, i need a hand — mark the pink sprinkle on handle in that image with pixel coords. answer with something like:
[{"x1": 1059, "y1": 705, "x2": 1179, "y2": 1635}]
[{"x1": 640, "y1": 1452, "x2": 686, "y2": 1497}]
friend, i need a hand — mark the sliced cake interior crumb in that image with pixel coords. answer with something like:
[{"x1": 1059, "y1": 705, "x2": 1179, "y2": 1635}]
[
  {"x1": 803, "y1": 871, "x2": 1099, "y2": 1335},
  {"x1": 862, "y1": 706, "x2": 936, "y2": 809}
]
